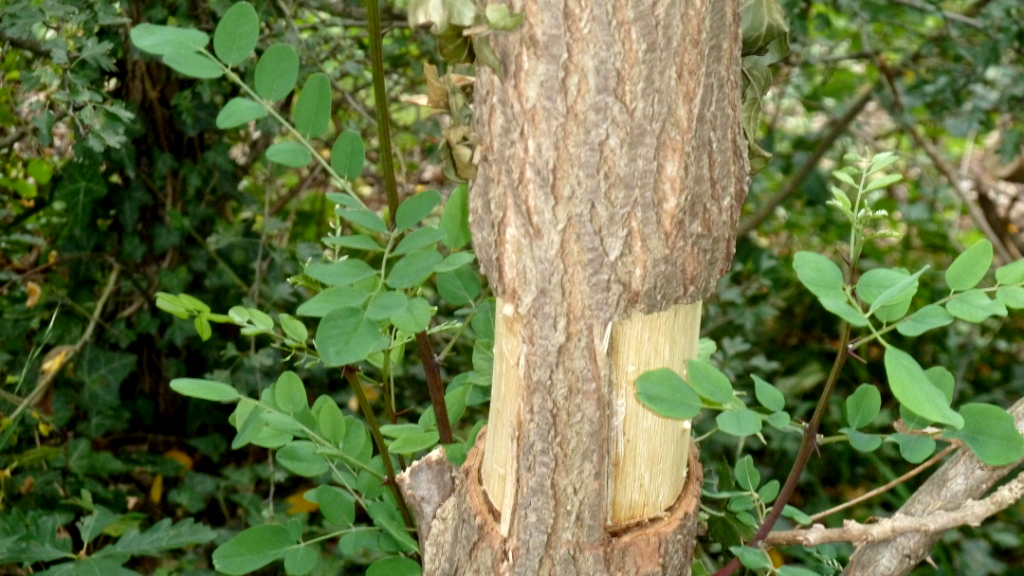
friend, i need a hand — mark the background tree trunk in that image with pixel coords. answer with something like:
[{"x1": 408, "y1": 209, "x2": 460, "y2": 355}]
[{"x1": 400, "y1": 1, "x2": 748, "y2": 574}]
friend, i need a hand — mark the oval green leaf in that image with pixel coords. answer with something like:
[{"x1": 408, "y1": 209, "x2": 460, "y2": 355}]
[
  {"x1": 386, "y1": 249, "x2": 443, "y2": 289},
  {"x1": 845, "y1": 384, "x2": 881, "y2": 429},
  {"x1": 330, "y1": 129, "x2": 365, "y2": 180},
  {"x1": 274, "y1": 371, "x2": 307, "y2": 414},
  {"x1": 945, "y1": 289, "x2": 1007, "y2": 323},
  {"x1": 717, "y1": 408, "x2": 763, "y2": 437},
  {"x1": 277, "y1": 440, "x2": 329, "y2": 477},
  {"x1": 684, "y1": 359, "x2": 734, "y2": 404},
  {"x1": 266, "y1": 141, "x2": 312, "y2": 167},
  {"x1": 367, "y1": 556, "x2": 422, "y2": 576},
  {"x1": 635, "y1": 368, "x2": 702, "y2": 420},
  {"x1": 304, "y1": 259, "x2": 376, "y2": 287},
  {"x1": 752, "y1": 374, "x2": 784, "y2": 412},
  {"x1": 212, "y1": 524, "x2": 293, "y2": 575},
  {"x1": 216, "y1": 97, "x2": 267, "y2": 129},
  {"x1": 897, "y1": 304, "x2": 953, "y2": 337},
  {"x1": 884, "y1": 348, "x2": 963, "y2": 428},
  {"x1": 437, "y1": 266, "x2": 481, "y2": 306},
  {"x1": 316, "y1": 307, "x2": 388, "y2": 367},
  {"x1": 945, "y1": 403, "x2": 1024, "y2": 466},
  {"x1": 213, "y1": 1, "x2": 259, "y2": 66},
  {"x1": 945, "y1": 239, "x2": 992, "y2": 291},
  {"x1": 130, "y1": 24, "x2": 208, "y2": 55},
  {"x1": 170, "y1": 378, "x2": 239, "y2": 402},
  {"x1": 162, "y1": 51, "x2": 223, "y2": 79},
  {"x1": 294, "y1": 73, "x2": 332, "y2": 139},
  {"x1": 441, "y1": 183, "x2": 471, "y2": 250},
  {"x1": 255, "y1": 43, "x2": 299, "y2": 101},
  {"x1": 395, "y1": 190, "x2": 442, "y2": 231}
]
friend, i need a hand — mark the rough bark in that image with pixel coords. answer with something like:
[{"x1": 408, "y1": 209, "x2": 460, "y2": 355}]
[
  {"x1": 401, "y1": 0, "x2": 748, "y2": 574},
  {"x1": 842, "y1": 398, "x2": 1024, "y2": 576}
]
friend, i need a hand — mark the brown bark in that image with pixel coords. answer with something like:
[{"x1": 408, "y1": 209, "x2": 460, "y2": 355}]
[
  {"x1": 401, "y1": 0, "x2": 749, "y2": 573},
  {"x1": 842, "y1": 398, "x2": 1024, "y2": 576}
]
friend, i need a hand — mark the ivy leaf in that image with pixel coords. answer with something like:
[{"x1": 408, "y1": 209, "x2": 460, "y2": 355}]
[
  {"x1": 213, "y1": 1, "x2": 259, "y2": 66},
  {"x1": 884, "y1": 348, "x2": 963, "y2": 429},
  {"x1": 255, "y1": 44, "x2": 299, "y2": 101},
  {"x1": 945, "y1": 403, "x2": 1024, "y2": 466},
  {"x1": 635, "y1": 368, "x2": 702, "y2": 420},
  {"x1": 945, "y1": 239, "x2": 993, "y2": 291}
]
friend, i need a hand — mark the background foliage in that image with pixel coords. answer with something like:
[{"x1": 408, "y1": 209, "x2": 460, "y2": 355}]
[{"x1": 2, "y1": 0, "x2": 1023, "y2": 575}]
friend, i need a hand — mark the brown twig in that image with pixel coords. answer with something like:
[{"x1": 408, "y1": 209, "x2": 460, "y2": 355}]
[
  {"x1": 416, "y1": 331, "x2": 453, "y2": 444},
  {"x1": 766, "y1": 467, "x2": 1024, "y2": 547}
]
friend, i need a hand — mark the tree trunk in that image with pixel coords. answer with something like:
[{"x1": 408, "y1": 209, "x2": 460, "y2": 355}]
[{"x1": 399, "y1": 1, "x2": 748, "y2": 574}]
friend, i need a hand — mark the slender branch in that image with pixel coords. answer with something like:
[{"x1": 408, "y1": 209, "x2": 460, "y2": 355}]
[
  {"x1": 767, "y1": 467, "x2": 1024, "y2": 547},
  {"x1": 889, "y1": 0, "x2": 983, "y2": 28},
  {"x1": 8, "y1": 263, "x2": 121, "y2": 423},
  {"x1": 343, "y1": 367, "x2": 416, "y2": 530},
  {"x1": 416, "y1": 331, "x2": 453, "y2": 444},
  {"x1": 364, "y1": 0, "x2": 400, "y2": 219},
  {"x1": 714, "y1": 324, "x2": 852, "y2": 576},
  {"x1": 802, "y1": 445, "x2": 956, "y2": 525}
]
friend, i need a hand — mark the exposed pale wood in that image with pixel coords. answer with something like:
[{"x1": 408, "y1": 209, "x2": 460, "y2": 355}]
[
  {"x1": 608, "y1": 301, "x2": 701, "y2": 528},
  {"x1": 480, "y1": 298, "x2": 523, "y2": 532}
]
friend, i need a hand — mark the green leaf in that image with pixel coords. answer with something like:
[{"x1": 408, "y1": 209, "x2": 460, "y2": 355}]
[
  {"x1": 863, "y1": 172, "x2": 903, "y2": 193},
  {"x1": 156, "y1": 293, "x2": 190, "y2": 319},
  {"x1": 322, "y1": 234, "x2": 383, "y2": 252},
  {"x1": 845, "y1": 384, "x2": 881, "y2": 429},
  {"x1": 884, "y1": 348, "x2": 963, "y2": 429},
  {"x1": 247, "y1": 308, "x2": 274, "y2": 330},
  {"x1": 216, "y1": 97, "x2": 267, "y2": 129},
  {"x1": 729, "y1": 546, "x2": 773, "y2": 571},
  {"x1": 945, "y1": 239, "x2": 993, "y2": 291},
  {"x1": 130, "y1": 24, "x2": 208, "y2": 55},
  {"x1": 338, "y1": 207, "x2": 388, "y2": 234},
  {"x1": 194, "y1": 315, "x2": 212, "y2": 340},
  {"x1": 393, "y1": 226, "x2": 447, "y2": 256},
  {"x1": 684, "y1": 359, "x2": 734, "y2": 404},
  {"x1": 396, "y1": 190, "x2": 442, "y2": 231},
  {"x1": 793, "y1": 251, "x2": 845, "y2": 299},
  {"x1": 367, "y1": 557, "x2": 422, "y2": 576},
  {"x1": 389, "y1": 430, "x2": 441, "y2": 454},
  {"x1": 765, "y1": 410, "x2": 790, "y2": 430},
  {"x1": 277, "y1": 440, "x2": 329, "y2": 477},
  {"x1": 436, "y1": 252, "x2": 476, "y2": 273},
  {"x1": 995, "y1": 258, "x2": 1024, "y2": 285},
  {"x1": 266, "y1": 141, "x2": 312, "y2": 167},
  {"x1": 279, "y1": 314, "x2": 308, "y2": 342},
  {"x1": 212, "y1": 524, "x2": 293, "y2": 575},
  {"x1": 213, "y1": 1, "x2": 259, "y2": 66},
  {"x1": 170, "y1": 378, "x2": 239, "y2": 402},
  {"x1": 304, "y1": 259, "x2": 377, "y2": 287},
  {"x1": 386, "y1": 249, "x2": 442, "y2": 289},
  {"x1": 635, "y1": 368, "x2": 702, "y2": 420},
  {"x1": 330, "y1": 130, "x2": 365, "y2": 180},
  {"x1": 312, "y1": 396, "x2": 346, "y2": 446},
  {"x1": 889, "y1": 433, "x2": 935, "y2": 464},
  {"x1": 757, "y1": 479, "x2": 780, "y2": 503},
  {"x1": 782, "y1": 505, "x2": 812, "y2": 525},
  {"x1": 366, "y1": 291, "x2": 409, "y2": 321},
  {"x1": 366, "y1": 502, "x2": 418, "y2": 553},
  {"x1": 733, "y1": 455, "x2": 760, "y2": 491},
  {"x1": 162, "y1": 51, "x2": 224, "y2": 79},
  {"x1": 751, "y1": 374, "x2": 784, "y2": 412},
  {"x1": 274, "y1": 372, "x2": 307, "y2": 414},
  {"x1": 284, "y1": 545, "x2": 318, "y2": 576},
  {"x1": 945, "y1": 289, "x2": 1007, "y2": 323},
  {"x1": 295, "y1": 287, "x2": 367, "y2": 317},
  {"x1": 294, "y1": 73, "x2": 332, "y2": 139},
  {"x1": 777, "y1": 566, "x2": 823, "y2": 576},
  {"x1": 437, "y1": 266, "x2": 481, "y2": 306},
  {"x1": 105, "y1": 518, "x2": 216, "y2": 557},
  {"x1": 897, "y1": 304, "x2": 953, "y2": 337},
  {"x1": 901, "y1": 367, "x2": 956, "y2": 430},
  {"x1": 316, "y1": 307, "x2": 388, "y2": 366},
  {"x1": 441, "y1": 183, "x2": 471, "y2": 249},
  {"x1": 717, "y1": 408, "x2": 763, "y2": 436},
  {"x1": 842, "y1": 428, "x2": 882, "y2": 452},
  {"x1": 311, "y1": 485, "x2": 355, "y2": 527},
  {"x1": 996, "y1": 286, "x2": 1024, "y2": 309},
  {"x1": 859, "y1": 267, "x2": 924, "y2": 319},
  {"x1": 390, "y1": 297, "x2": 433, "y2": 333},
  {"x1": 255, "y1": 44, "x2": 299, "y2": 101},
  {"x1": 945, "y1": 403, "x2": 1024, "y2": 466}
]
